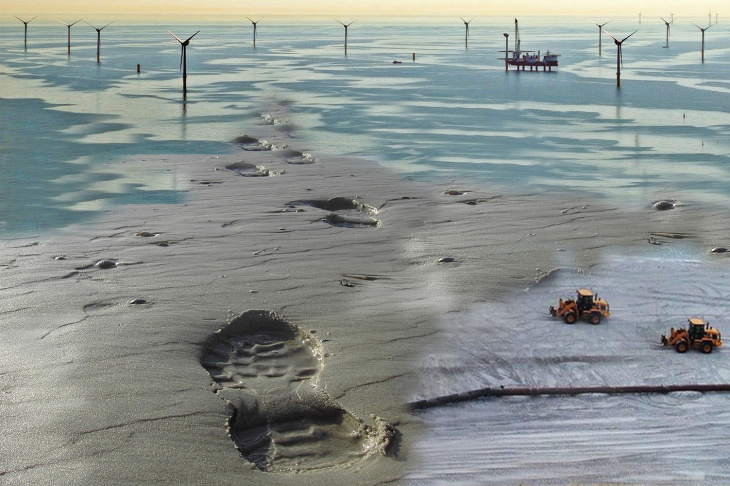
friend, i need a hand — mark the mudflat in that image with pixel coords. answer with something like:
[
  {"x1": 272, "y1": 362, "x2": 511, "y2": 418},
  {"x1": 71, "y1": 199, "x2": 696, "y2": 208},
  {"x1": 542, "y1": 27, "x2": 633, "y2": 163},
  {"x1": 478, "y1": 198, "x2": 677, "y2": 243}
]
[{"x1": 3, "y1": 122, "x2": 729, "y2": 484}]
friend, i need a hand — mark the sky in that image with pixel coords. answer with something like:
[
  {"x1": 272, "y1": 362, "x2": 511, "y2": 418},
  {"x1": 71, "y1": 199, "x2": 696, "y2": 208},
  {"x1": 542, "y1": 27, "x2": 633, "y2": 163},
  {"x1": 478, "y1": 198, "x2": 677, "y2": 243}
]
[{"x1": 0, "y1": 0, "x2": 722, "y2": 19}]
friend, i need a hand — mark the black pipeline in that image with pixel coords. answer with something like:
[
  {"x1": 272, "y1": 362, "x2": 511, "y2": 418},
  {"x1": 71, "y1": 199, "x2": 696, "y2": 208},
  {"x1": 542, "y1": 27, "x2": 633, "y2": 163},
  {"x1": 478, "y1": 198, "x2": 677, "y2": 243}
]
[{"x1": 410, "y1": 383, "x2": 730, "y2": 410}]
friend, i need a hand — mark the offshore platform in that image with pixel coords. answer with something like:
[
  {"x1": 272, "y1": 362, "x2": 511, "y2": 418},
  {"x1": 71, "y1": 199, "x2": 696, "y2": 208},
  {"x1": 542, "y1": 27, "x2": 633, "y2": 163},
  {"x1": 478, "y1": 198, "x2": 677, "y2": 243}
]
[{"x1": 500, "y1": 19, "x2": 560, "y2": 71}]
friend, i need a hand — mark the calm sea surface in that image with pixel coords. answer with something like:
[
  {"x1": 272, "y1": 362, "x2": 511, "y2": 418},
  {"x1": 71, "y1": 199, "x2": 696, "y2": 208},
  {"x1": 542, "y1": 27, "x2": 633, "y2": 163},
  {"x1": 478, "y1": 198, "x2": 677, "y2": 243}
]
[{"x1": 1, "y1": 16, "x2": 730, "y2": 236}]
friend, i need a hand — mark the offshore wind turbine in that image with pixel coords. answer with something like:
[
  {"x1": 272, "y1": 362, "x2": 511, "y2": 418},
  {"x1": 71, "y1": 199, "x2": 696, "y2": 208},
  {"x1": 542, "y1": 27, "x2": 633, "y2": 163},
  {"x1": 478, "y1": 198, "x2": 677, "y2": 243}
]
[
  {"x1": 660, "y1": 17, "x2": 670, "y2": 48},
  {"x1": 593, "y1": 20, "x2": 612, "y2": 55},
  {"x1": 605, "y1": 30, "x2": 636, "y2": 88},
  {"x1": 15, "y1": 16, "x2": 37, "y2": 49},
  {"x1": 168, "y1": 30, "x2": 200, "y2": 98},
  {"x1": 460, "y1": 17, "x2": 474, "y2": 48},
  {"x1": 691, "y1": 22, "x2": 712, "y2": 62},
  {"x1": 246, "y1": 17, "x2": 262, "y2": 47},
  {"x1": 86, "y1": 21, "x2": 113, "y2": 62},
  {"x1": 335, "y1": 19, "x2": 356, "y2": 53},
  {"x1": 58, "y1": 19, "x2": 82, "y2": 55}
]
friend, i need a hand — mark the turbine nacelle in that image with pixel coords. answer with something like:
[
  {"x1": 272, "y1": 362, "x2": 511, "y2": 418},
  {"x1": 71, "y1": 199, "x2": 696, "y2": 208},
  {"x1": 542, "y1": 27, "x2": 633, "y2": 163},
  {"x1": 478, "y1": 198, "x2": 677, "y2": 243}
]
[
  {"x1": 691, "y1": 21, "x2": 712, "y2": 33},
  {"x1": 168, "y1": 30, "x2": 200, "y2": 71},
  {"x1": 85, "y1": 20, "x2": 113, "y2": 32},
  {"x1": 16, "y1": 16, "x2": 38, "y2": 25},
  {"x1": 335, "y1": 19, "x2": 357, "y2": 28},
  {"x1": 58, "y1": 19, "x2": 82, "y2": 28},
  {"x1": 605, "y1": 30, "x2": 636, "y2": 46}
]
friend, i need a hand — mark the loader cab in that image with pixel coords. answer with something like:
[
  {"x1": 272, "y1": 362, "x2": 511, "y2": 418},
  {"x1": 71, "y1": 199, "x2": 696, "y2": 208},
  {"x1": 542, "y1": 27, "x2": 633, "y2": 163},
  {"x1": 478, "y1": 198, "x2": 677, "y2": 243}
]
[
  {"x1": 688, "y1": 317, "x2": 708, "y2": 340},
  {"x1": 576, "y1": 289, "x2": 595, "y2": 311}
]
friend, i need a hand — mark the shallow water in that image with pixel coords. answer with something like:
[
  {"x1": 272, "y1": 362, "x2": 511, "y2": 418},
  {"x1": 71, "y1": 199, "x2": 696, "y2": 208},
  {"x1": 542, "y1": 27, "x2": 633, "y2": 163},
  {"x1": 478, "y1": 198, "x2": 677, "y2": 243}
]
[
  {"x1": 2, "y1": 16, "x2": 730, "y2": 235},
  {"x1": 4, "y1": 16, "x2": 730, "y2": 484}
]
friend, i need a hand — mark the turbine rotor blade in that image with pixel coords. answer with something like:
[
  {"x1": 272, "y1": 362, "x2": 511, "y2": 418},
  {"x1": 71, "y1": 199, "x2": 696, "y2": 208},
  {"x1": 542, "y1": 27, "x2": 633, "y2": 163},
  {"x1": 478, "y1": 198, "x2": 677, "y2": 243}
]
[
  {"x1": 180, "y1": 46, "x2": 184, "y2": 70},
  {"x1": 100, "y1": 21, "x2": 113, "y2": 30},
  {"x1": 167, "y1": 30, "x2": 184, "y2": 44},
  {"x1": 603, "y1": 30, "x2": 620, "y2": 44},
  {"x1": 621, "y1": 31, "x2": 637, "y2": 43},
  {"x1": 183, "y1": 31, "x2": 200, "y2": 43}
]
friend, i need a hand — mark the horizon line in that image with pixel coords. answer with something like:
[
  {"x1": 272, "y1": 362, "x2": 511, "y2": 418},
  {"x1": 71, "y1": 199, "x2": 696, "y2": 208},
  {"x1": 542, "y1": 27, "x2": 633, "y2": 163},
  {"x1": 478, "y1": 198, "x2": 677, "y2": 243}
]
[{"x1": 1, "y1": 12, "x2": 721, "y2": 23}]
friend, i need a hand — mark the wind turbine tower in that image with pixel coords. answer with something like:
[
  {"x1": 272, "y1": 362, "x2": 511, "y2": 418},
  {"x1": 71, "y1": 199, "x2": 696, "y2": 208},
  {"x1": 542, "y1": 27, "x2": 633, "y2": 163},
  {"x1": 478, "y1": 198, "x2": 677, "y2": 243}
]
[
  {"x1": 460, "y1": 17, "x2": 474, "y2": 48},
  {"x1": 335, "y1": 19, "x2": 356, "y2": 54},
  {"x1": 605, "y1": 30, "x2": 636, "y2": 87},
  {"x1": 86, "y1": 21, "x2": 113, "y2": 62},
  {"x1": 593, "y1": 20, "x2": 612, "y2": 55},
  {"x1": 246, "y1": 17, "x2": 262, "y2": 47},
  {"x1": 15, "y1": 16, "x2": 37, "y2": 49},
  {"x1": 639, "y1": 11, "x2": 642, "y2": 24},
  {"x1": 58, "y1": 19, "x2": 82, "y2": 55},
  {"x1": 168, "y1": 30, "x2": 200, "y2": 99},
  {"x1": 691, "y1": 22, "x2": 712, "y2": 62},
  {"x1": 660, "y1": 17, "x2": 670, "y2": 48},
  {"x1": 502, "y1": 33, "x2": 510, "y2": 71}
]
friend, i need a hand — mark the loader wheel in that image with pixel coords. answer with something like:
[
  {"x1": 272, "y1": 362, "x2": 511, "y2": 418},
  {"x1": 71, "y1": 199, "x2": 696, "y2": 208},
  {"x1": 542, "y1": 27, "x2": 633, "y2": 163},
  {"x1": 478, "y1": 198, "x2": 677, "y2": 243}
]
[
  {"x1": 701, "y1": 342, "x2": 713, "y2": 354},
  {"x1": 589, "y1": 312, "x2": 601, "y2": 325},
  {"x1": 676, "y1": 341, "x2": 689, "y2": 353},
  {"x1": 563, "y1": 312, "x2": 577, "y2": 324}
]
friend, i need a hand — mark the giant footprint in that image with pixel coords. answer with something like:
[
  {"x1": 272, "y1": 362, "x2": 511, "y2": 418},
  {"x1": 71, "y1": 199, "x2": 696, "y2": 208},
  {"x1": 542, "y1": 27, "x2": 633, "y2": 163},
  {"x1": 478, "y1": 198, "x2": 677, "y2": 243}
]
[{"x1": 201, "y1": 310, "x2": 394, "y2": 472}]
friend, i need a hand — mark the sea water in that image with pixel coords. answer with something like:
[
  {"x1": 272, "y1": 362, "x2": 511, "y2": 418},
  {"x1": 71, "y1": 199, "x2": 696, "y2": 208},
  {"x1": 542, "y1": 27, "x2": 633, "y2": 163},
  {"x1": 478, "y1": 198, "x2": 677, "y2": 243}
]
[{"x1": 1, "y1": 16, "x2": 729, "y2": 235}]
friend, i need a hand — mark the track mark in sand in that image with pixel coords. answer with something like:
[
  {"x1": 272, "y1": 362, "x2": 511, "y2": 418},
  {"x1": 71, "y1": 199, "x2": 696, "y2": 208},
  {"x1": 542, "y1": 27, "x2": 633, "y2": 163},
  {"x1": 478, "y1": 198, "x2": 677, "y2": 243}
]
[
  {"x1": 649, "y1": 232, "x2": 696, "y2": 239},
  {"x1": 201, "y1": 310, "x2": 394, "y2": 472},
  {"x1": 287, "y1": 197, "x2": 381, "y2": 228}
]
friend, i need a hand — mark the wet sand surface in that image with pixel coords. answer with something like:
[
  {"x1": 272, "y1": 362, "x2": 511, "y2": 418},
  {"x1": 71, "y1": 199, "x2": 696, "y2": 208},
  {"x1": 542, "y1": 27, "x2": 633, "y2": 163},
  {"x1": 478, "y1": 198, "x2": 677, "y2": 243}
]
[{"x1": 3, "y1": 116, "x2": 730, "y2": 484}]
